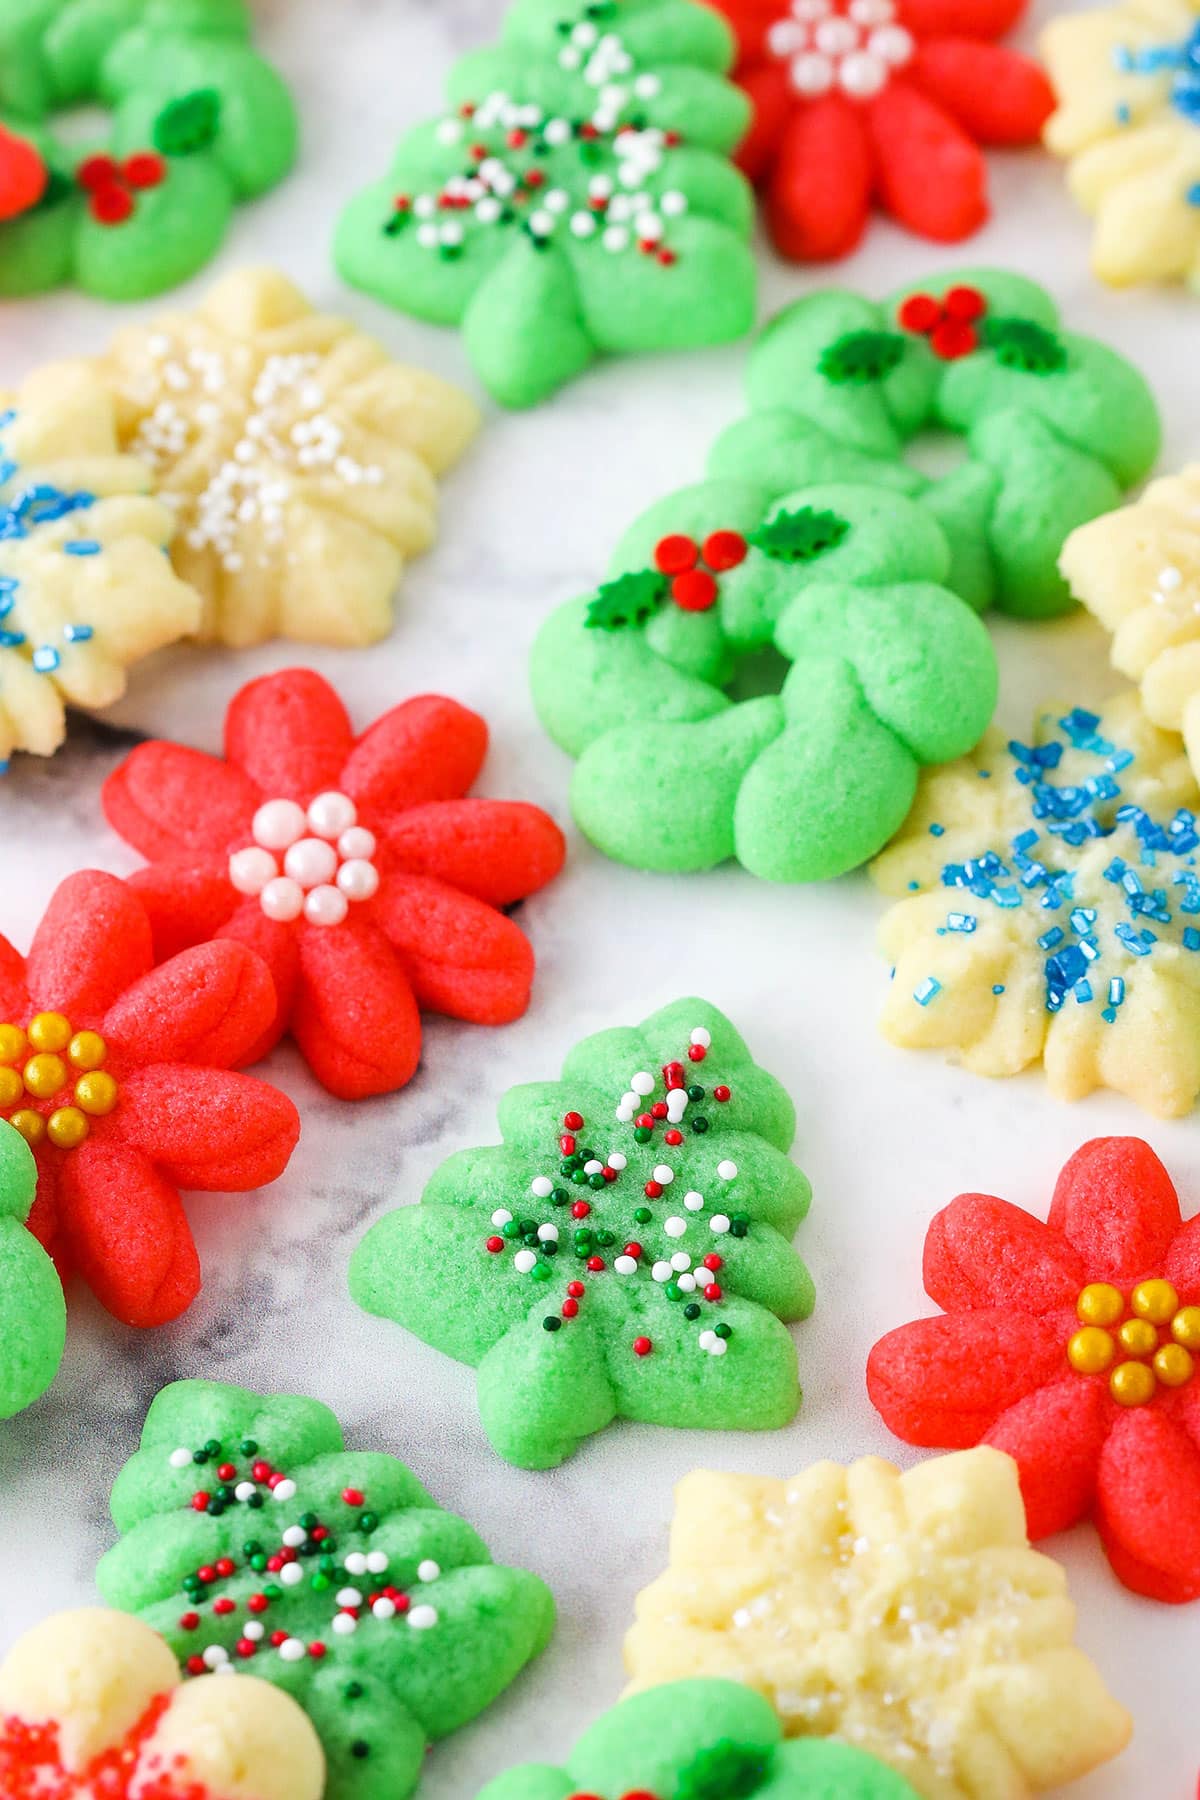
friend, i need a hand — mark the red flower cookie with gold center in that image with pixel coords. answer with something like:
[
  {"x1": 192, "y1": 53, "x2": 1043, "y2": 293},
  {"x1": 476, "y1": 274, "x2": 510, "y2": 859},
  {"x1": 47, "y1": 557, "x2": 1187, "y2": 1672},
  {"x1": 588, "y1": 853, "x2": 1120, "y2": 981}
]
[
  {"x1": 868, "y1": 1137, "x2": 1200, "y2": 1601},
  {"x1": 102, "y1": 669, "x2": 566, "y2": 1102},
  {"x1": 0, "y1": 872, "x2": 299, "y2": 1328},
  {"x1": 721, "y1": 0, "x2": 1054, "y2": 261}
]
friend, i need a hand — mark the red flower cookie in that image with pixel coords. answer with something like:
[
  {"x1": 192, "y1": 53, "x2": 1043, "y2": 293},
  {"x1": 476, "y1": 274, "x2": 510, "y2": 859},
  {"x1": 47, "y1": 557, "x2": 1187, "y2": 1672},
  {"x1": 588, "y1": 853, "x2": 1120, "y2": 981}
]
[
  {"x1": 103, "y1": 669, "x2": 567, "y2": 1102},
  {"x1": 0, "y1": 873, "x2": 299, "y2": 1329},
  {"x1": 868, "y1": 1138, "x2": 1200, "y2": 1602},
  {"x1": 722, "y1": 0, "x2": 1054, "y2": 261}
]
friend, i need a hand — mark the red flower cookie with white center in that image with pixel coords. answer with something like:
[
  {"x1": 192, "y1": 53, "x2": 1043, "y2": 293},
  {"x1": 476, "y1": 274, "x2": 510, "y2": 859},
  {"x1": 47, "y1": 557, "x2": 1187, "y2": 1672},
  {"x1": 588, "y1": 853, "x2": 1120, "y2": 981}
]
[
  {"x1": 103, "y1": 669, "x2": 567, "y2": 1102},
  {"x1": 0, "y1": 1609, "x2": 324, "y2": 1800},
  {"x1": 0, "y1": 871, "x2": 299, "y2": 1329},
  {"x1": 868, "y1": 1137, "x2": 1200, "y2": 1602},
  {"x1": 722, "y1": 0, "x2": 1054, "y2": 260}
]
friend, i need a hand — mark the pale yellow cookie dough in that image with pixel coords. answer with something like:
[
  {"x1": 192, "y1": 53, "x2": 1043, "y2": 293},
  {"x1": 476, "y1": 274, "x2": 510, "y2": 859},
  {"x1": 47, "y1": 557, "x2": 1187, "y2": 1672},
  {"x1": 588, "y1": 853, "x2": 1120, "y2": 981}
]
[
  {"x1": 0, "y1": 1609, "x2": 324, "y2": 1799},
  {"x1": 870, "y1": 694, "x2": 1200, "y2": 1117},
  {"x1": 1061, "y1": 470, "x2": 1200, "y2": 765},
  {"x1": 93, "y1": 268, "x2": 481, "y2": 648},
  {"x1": 625, "y1": 1448, "x2": 1131, "y2": 1800},
  {"x1": 1042, "y1": 0, "x2": 1200, "y2": 289},
  {"x1": 0, "y1": 365, "x2": 201, "y2": 765}
]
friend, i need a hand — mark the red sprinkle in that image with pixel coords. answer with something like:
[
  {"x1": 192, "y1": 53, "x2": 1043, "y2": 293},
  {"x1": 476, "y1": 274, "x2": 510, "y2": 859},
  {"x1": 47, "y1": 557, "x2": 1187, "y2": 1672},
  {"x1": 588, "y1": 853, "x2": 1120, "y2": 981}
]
[
  {"x1": 486, "y1": 1235, "x2": 504, "y2": 1253},
  {"x1": 190, "y1": 1493, "x2": 210, "y2": 1513},
  {"x1": 930, "y1": 318, "x2": 978, "y2": 360},
  {"x1": 688, "y1": 1044, "x2": 707, "y2": 1062},
  {"x1": 236, "y1": 1638, "x2": 258, "y2": 1659},
  {"x1": 567, "y1": 1280, "x2": 585, "y2": 1298},
  {"x1": 602, "y1": 1165, "x2": 618, "y2": 1182},
  {"x1": 215, "y1": 1558, "x2": 235, "y2": 1578},
  {"x1": 342, "y1": 1487, "x2": 365, "y2": 1506},
  {"x1": 644, "y1": 1181, "x2": 663, "y2": 1199},
  {"x1": 636, "y1": 1112, "x2": 655, "y2": 1130},
  {"x1": 270, "y1": 1630, "x2": 288, "y2": 1647},
  {"x1": 572, "y1": 1200, "x2": 591, "y2": 1219},
  {"x1": 633, "y1": 1337, "x2": 652, "y2": 1357},
  {"x1": 944, "y1": 284, "x2": 986, "y2": 321},
  {"x1": 89, "y1": 184, "x2": 134, "y2": 224},
  {"x1": 253, "y1": 1461, "x2": 272, "y2": 1482},
  {"x1": 197, "y1": 1567, "x2": 217, "y2": 1585},
  {"x1": 563, "y1": 1111, "x2": 584, "y2": 1130},
  {"x1": 587, "y1": 1256, "x2": 605, "y2": 1271},
  {"x1": 624, "y1": 1243, "x2": 643, "y2": 1259},
  {"x1": 179, "y1": 1612, "x2": 200, "y2": 1631},
  {"x1": 703, "y1": 1254, "x2": 723, "y2": 1271},
  {"x1": 664, "y1": 1129, "x2": 683, "y2": 1146},
  {"x1": 559, "y1": 1133, "x2": 577, "y2": 1156},
  {"x1": 309, "y1": 1642, "x2": 327, "y2": 1659},
  {"x1": 212, "y1": 1598, "x2": 236, "y2": 1617},
  {"x1": 562, "y1": 1298, "x2": 579, "y2": 1318},
  {"x1": 650, "y1": 1102, "x2": 669, "y2": 1120},
  {"x1": 122, "y1": 151, "x2": 165, "y2": 189},
  {"x1": 705, "y1": 1283, "x2": 723, "y2": 1302},
  {"x1": 216, "y1": 1464, "x2": 236, "y2": 1482},
  {"x1": 186, "y1": 1653, "x2": 206, "y2": 1675},
  {"x1": 248, "y1": 1594, "x2": 269, "y2": 1613},
  {"x1": 713, "y1": 1085, "x2": 731, "y2": 1102},
  {"x1": 76, "y1": 154, "x2": 119, "y2": 192}
]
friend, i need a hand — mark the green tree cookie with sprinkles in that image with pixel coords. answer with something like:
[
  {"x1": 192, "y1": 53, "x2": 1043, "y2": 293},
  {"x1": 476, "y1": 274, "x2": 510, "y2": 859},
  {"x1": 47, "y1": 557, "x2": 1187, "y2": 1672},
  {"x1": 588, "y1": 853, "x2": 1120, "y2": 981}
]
[
  {"x1": 476, "y1": 1679, "x2": 919, "y2": 1800},
  {"x1": 95, "y1": 1379, "x2": 556, "y2": 1800},
  {"x1": 530, "y1": 479, "x2": 997, "y2": 882},
  {"x1": 350, "y1": 999, "x2": 814, "y2": 1470},
  {"x1": 334, "y1": 0, "x2": 756, "y2": 407},
  {"x1": 708, "y1": 268, "x2": 1160, "y2": 618},
  {"x1": 0, "y1": 0, "x2": 297, "y2": 300}
]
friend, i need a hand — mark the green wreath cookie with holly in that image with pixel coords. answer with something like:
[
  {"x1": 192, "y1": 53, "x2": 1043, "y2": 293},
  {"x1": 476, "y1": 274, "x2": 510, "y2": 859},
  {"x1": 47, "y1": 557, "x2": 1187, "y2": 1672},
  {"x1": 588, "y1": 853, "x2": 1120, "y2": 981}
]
[
  {"x1": 0, "y1": 0, "x2": 297, "y2": 300},
  {"x1": 710, "y1": 267, "x2": 1160, "y2": 619},
  {"x1": 476, "y1": 1680, "x2": 919, "y2": 1800},
  {"x1": 531, "y1": 477, "x2": 998, "y2": 882}
]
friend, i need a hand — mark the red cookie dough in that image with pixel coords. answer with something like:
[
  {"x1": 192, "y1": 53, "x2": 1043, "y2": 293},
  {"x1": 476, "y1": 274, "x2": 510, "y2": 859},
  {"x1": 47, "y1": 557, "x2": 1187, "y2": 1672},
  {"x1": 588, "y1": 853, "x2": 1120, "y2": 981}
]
[
  {"x1": 0, "y1": 872, "x2": 299, "y2": 1328},
  {"x1": 868, "y1": 1138, "x2": 1200, "y2": 1602},
  {"x1": 103, "y1": 669, "x2": 566, "y2": 1101}
]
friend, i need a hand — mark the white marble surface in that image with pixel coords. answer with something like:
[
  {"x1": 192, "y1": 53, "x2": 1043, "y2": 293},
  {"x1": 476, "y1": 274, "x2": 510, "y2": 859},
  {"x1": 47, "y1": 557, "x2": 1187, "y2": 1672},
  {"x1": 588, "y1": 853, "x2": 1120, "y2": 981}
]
[{"x1": 3, "y1": 1, "x2": 1200, "y2": 1795}]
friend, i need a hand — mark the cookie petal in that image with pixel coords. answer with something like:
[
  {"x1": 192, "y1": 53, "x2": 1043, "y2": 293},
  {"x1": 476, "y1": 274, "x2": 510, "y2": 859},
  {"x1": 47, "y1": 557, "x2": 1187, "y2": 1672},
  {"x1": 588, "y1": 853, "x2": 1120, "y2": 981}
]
[
  {"x1": 58, "y1": 1139, "x2": 200, "y2": 1327},
  {"x1": 102, "y1": 941, "x2": 277, "y2": 1070},
  {"x1": 983, "y1": 1376, "x2": 1110, "y2": 1539},
  {"x1": 292, "y1": 916, "x2": 422, "y2": 1099},
  {"x1": 867, "y1": 79, "x2": 988, "y2": 242},
  {"x1": 765, "y1": 93, "x2": 873, "y2": 261},
  {"x1": 113, "y1": 1065, "x2": 300, "y2": 1191},
  {"x1": 103, "y1": 741, "x2": 260, "y2": 861},
  {"x1": 1047, "y1": 1136, "x2": 1182, "y2": 1280},
  {"x1": 923, "y1": 1192, "x2": 1084, "y2": 1313},
  {"x1": 867, "y1": 1310, "x2": 1066, "y2": 1446},
  {"x1": 1096, "y1": 1407, "x2": 1200, "y2": 1601},
  {"x1": 908, "y1": 38, "x2": 1054, "y2": 145},
  {"x1": 375, "y1": 872, "x2": 536, "y2": 1024},
  {"x1": 382, "y1": 799, "x2": 567, "y2": 905},
  {"x1": 340, "y1": 693, "x2": 489, "y2": 816},
  {"x1": 25, "y1": 872, "x2": 153, "y2": 1017},
  {"x1": 225, "y1": 667, "x2": 354, "y2": 799}
]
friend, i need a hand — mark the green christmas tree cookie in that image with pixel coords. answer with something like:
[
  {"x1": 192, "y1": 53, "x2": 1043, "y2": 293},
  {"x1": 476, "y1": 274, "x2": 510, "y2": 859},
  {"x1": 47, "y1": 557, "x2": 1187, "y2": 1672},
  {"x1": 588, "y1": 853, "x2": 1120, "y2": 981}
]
[
  {"x1": 476, "y1": 1680, "x2": 919, "y2": 1799},
  {"x1": 0, "y1": 1117, "x2": 66, "y2": 1420},
  {"x1": 710, "y1": 269, "x2": 1160, "y2": 619},
  {"x1": 531, "y1": 479, "x2": 998, "y2": 881},
  {"x1": 335, "y1": 0, "x2": 756, "y2": 407},
  {"x1": 350, "y1": 999, "x2": 814, "y2": 1470},
  {"x1": 0, "y1": 0, "x2": 297, "y2": 300},
  {"x1": 95, "y1": 1380, "x2": 555, "y2": 1800}
]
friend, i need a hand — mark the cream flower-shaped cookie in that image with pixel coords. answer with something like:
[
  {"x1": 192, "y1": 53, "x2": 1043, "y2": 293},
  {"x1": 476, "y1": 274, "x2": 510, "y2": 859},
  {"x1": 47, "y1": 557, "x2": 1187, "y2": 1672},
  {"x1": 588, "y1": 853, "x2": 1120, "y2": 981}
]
[
  {"x1": 1061, "y1": 470, "x2": 1200, "y2": 763},
  {"x1": 0, "y1": 364, "x2": 201, "y2": 768},
  {"x1": 871, "y1": 694, "x2": 1200, "y2": 1117},
  {"x1": 625, "y1": 1447, "x2": 1131, "y2": 1800},
  {"x1": 1042, "y1": 0, "x2": 1200, "y2": 289},
  {"x1": 94, "y1": 268, "x2": 480, "y2": 649},
  {"x1": 0, "y1": 1609, "x2": 324, "y2": 1799}
]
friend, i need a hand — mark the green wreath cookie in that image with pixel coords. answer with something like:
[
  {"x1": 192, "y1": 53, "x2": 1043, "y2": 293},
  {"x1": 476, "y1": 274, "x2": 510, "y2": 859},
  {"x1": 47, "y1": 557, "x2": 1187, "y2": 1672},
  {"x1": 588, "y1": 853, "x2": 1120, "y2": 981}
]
[
  {"x1": 476, "y1": 1679, "x2": 919, "y2": 1800},
  {"x1": 0, "y1": 1117, "x2": 66, "y2": 1420},
  {"x1": 531, "y1": 479, "x2": 998, "y2": 881},
  {"x1": 96, "y1": 1379, "x2": 555, "y2": 1800},
  {"x1": 350, "y1": 999, "x2": 814, "y2": 1470},
  {"x1": 335, "y1": 0, "x2": 756, "y2": 408},
  {"x1": 0, "y1": 0, "x2": 297, "y2": 300},
  {"x1": 710, "y1": 269, "x2": 1160, "y2": 619}
]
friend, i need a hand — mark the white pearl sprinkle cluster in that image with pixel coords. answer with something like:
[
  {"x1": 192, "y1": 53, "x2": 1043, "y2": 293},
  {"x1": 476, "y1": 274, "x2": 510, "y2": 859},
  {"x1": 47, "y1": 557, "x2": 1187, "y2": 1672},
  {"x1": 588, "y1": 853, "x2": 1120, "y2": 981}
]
[
  {"x1": 423, "y1": 90, "x2": 688, "y2": 259},
  {"x1": 129, "y1": 339, "x2": 385, "y2": 577},
  {"x1": 556, "y1": 19, "x2": 664, "y2": 130},
  {"x1": 768, "y1": 0, "x2": 914, "y2": 99},
  {"x1": 230, "y1": 791, "x2": 380, "y2": 927}
]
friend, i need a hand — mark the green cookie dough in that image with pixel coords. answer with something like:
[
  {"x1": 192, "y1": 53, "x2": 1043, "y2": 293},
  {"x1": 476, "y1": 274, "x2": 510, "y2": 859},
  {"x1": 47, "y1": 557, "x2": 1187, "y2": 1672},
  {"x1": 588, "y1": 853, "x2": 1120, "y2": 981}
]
[
  {"x1": 350, "y1": 999, "x2": 814, "y2": 1470},
  {"x1": 95, "y1": 1379, "x2": 555, "y2": 1800},
  {"x1": 0, "y1": 1117, "x2": 66, "y2": 1420},
  {"x1": 476, "y1": 1680, "x2": 919, "y2": 1799},
  {"x1": 710, "y1": 269, "x2": 1160, "y2": 619},
  {"x1": 334, "y1": 0, "x2": 756, "y2": 408},
  {"x1": 0, "y1": 0, "x2": 297, "y2": 300},
  {"x1": 531, "y1": 479, "x2": 998, "y2": 881}
]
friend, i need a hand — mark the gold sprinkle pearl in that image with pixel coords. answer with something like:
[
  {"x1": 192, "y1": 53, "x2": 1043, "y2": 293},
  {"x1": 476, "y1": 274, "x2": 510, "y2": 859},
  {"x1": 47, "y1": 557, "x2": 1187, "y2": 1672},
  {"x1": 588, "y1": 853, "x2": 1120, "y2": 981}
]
[
  {"x1": 47, "y1": 1107, "x2": 89, "y2": 1150},
  {"x1": 9, "y1": 1109, "x2": 45, "y2": 1146},
  {"x1": 1077, "y1": 1282, "x2": 1124, "y2": 1327},
  {"x1": 1110, "y1": 1361, "x2": 1157, "y2": 1407},
  {"x1": 0, "y1": 1068, "x2": 22, "y2": 1109},
  {"x1": 1118, "y1": 1317, "x2": 1159, "y2": 1358},
  {"x1": 75, "y1": 1070, "x2": 118, "y2": 1116},
  {"x1": 68, "y1": 1030, "x2": 107, "y2": 1071},
  {"x1": 1132, "y1": 1279, "x2": 1179, "y2": 1324},
  {"x1": 1154, "y1": 1343, "x2": 1195, "y2": 1388},
  {"x1": 22, "y1": 1053, "x2": 67, "y2": 1100},
  {"x1": 0, "y1": 1024, "x2": 27, "y2": 1065},
  {"x1": 27, "y1": 1011, "x2": 71, "y2": 1053},
  {"x1": 1068, "y1": 1327, "x2": 1115, "y2": 1375},
  {"x1": 1173, "y1": 1306, "x2": 1200, "y2": 1350}
]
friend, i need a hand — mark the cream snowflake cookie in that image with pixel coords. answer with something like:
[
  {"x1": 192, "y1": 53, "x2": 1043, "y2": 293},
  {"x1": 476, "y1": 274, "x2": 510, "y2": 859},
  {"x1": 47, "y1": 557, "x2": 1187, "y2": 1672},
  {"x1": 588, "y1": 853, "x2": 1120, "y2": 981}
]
[
  {"x1": 1042, "y1": 0, "x2": 1200, "y2": 289},
  {"x1": 0, "y1": 1609, "x2": 324, "y2": 1800},
  {"x1": 1060, "y1": 469, "x2": 1200, "y2": 770},
  {"x1": 872, "y1": 694, "x2": 1200, "y2": 1117},
  {"x1": 0, "y1": 361, "x2": 201, "y2": 769},
  {"x1": 624, "y1": 1447, "x2": 1132, "y2": 1799},
  {"x1": 93, "y1": 268, "x2": 480, "y2": 648}
]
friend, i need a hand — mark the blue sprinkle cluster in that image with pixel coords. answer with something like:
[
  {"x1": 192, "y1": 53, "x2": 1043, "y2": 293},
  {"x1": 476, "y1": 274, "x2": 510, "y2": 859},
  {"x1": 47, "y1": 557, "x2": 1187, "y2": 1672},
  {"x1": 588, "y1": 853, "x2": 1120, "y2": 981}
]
[
  {"x1": 931, "y1": 709, "x2": 1200, "y2": 1023},
  {"x1": 1113, "y1": 23, "x2": 1200, "y2": 122}
]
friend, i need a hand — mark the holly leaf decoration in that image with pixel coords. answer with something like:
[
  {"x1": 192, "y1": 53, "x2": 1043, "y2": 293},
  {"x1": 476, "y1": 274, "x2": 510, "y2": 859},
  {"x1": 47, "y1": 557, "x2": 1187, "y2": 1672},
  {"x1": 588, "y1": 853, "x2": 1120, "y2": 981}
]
[
  {"x1": 153, "y1": 89, "x2": 222, "y2": 157},
  {"x1": 749, "y1": 506, "x2": 850, "y2": 564},
  {"x1": 980, "y1": 316, "x2": 1068, "y2": 376},
  {"x1": 585, "y1": 567, "x2": 668, "y2": 630},
  {"x1": 818, "y1": 329, "x2": 906, "y2": 386},
  {"x1": 679, "y1": 1740, "x2": 773, "y2": 1800}
]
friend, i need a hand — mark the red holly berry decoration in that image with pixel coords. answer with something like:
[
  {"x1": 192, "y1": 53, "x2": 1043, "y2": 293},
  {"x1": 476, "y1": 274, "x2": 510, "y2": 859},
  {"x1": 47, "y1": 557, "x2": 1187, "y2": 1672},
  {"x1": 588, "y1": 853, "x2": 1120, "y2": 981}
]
[
  {"x1": 652, "y1": 529, "x2": 749, "y2": 613},
  {"x1": 898, "y1": 284, "x2": 986, "y2": 359},
  {"x1": 76, "y1": 151, "x2": 166, "y2": 226},
  {"x1": 0, "y1": 126, "x2": 48, "y2": 222}
]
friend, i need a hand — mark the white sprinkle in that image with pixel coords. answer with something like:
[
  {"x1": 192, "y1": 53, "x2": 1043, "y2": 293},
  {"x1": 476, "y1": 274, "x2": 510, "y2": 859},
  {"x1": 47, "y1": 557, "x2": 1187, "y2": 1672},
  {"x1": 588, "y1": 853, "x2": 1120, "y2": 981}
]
[
  {"x1": 202, "y1": 1645, "x2": 228, "y2": 1669},
  {"x1": 418, "y1": 1559, "x2": 441, "y2": 1583},
  {"x1": 408, "y1": 1605, "x2": 439, "y2": 1630},
  {"x1": 717, "y1": 1160, "x2": 738, "y2": 1181},
  {"x1": 690, "y1": 1027, "x2": 712, "y2": 1049},
  {"x1": 684, "y1": 1191, "x2": 705, "y2": 1212},
  {"x1": 235, "y1": 1482, "x2": 256, "y2": 1502},
  {"x1": 273, "y1": 1479, "x2": 297, "y2": 1502},
  {"x1": 337, "y1": 1587, "x2": 363, "y2": 1607},
  {"x1": 169, "y1": 1448, "x2": 192, "y2": 1469},
  {"x1": 615, "y1": 1255, "x2": 638, "y2": 1275},
  {"x1": 607, "y1": 1152, "x2": 628, "y2": 1171},
  {"x1": 664, "y1": 1217, "x2": 687, "y2": 1238},
  {"x1": 513, "y1": 1249, "x2": 538, "y2": 1274},
  {"x1": 243, "y1": 1621, "x2": 264, "y2": 1642},
  {"x1": 531, "y1": 1176, "x2": 553, "y2": 1199},
  {"x1": 366, "y1": 1551, "x2": 390, "y2": 1575},
  {"x1": 630, "y1": 1072, "x2": 655, "y2": 1095},
  {"x1": 372, "y1": 1597, "x2": 397, "y2": 1619},
  {"x1": 671, "y1": 1251, "x2": 692, "y2": 1271},
  {"x1": 652, "y1": 1164, "x2": 675, "y2": 1185},
  {"x1": 652, "y1": 1261, "x2": 673, "y2": 1282},
  {"x1": 282, "y1": 1525, "x2": 306, "y2": 1548},
  {"x1": 710, "y1": 1215, "x2": 731, "y2": 1235},
  {"x1": 280, "y1": 1563, "x2": 304, "y2": 1588},
  {"x1": 537, "y1": 1223, "x2": 559, "y2": 1242},
  {"x1": 278, "y1": 1638, "x2": 306, "y2": 1663},
  {"x1": 343, "y1": 1553, "x2": 368, "y2": 1577},
  {"x1": 677, "y1": 1272, "x2": 697, "y2": 1292},
  {"x1": 491, "y1": 1209, "x2": 513, "y2": 1227},
  {"x1": 584, "y1": 1160, "x2": 603, "y2": 1175},
  {"x1": 332, "y1": 1612, "x2": 358, "y2": 1636}
]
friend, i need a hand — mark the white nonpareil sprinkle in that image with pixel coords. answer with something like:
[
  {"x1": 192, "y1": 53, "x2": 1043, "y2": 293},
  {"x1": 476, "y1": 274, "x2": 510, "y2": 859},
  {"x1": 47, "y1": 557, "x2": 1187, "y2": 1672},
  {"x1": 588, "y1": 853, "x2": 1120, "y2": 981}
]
[
  {"x1": 608, "y1": 1152, "x2": 628, "y2": 1171},
  {"x1": 408, "y1": 1604, "x2": 439, "y2": 1629},
  {"x1": 664, "y1": 1217, "x2": 687, "y2": 1238},
  {"x1": 417, "y1": 1559, "x2": 441, "y2": 1582},
  {"x1": 272, "y1": 1479, "x2": 297, "y2": 1502},
  {"x1": 531, "y1": 1175, "x2": 554, "y2": 1199},
  {"x1": 332, "y1": 1612, "x2": 358, "y2": 1636},
  {"x1": 614, "y1": 1255, "x2": 638, "y2": 1275},
  {"x1": 717, "y1": 1160, "x2": 738, "y2": 1181},
  {"x1": 169, "y1": 1447, "x2": 192, "y2": 1469},
  {"x1": 652, "y1": 1260, "x2": 673, "y2": 1282},
  {"x1": 278, "y1": 1638, "x2": 306, "y2": 1663},
  {"x1": 337, "y1": 1587, "x2": 363, "y2": 1607},
  {"x1": 344, "y1": 1552, "x2": 368, "y2": 1577},
  {"x1": 630, "y1": 1071, "x2": 655, "y2": 1095},
  {"x1": 280, "y1": 1563, "x2": 304, "y2": 1587},
  {"x1": 684, "y1": 1190, "x2": 705, "y2": 1211},
  {"x1": 513, "y1": 1249, "x2": 538, "y2": 1274},
  {"x1": 710, "y1": 1215, "x2": 731, "y2": 1235},
  {"x1": 652, "y1": 1164, "x2": 674, "y2": 1184},
  {"x1": 492, "y1": 1208, "x2": 513, "y2": 1227}
]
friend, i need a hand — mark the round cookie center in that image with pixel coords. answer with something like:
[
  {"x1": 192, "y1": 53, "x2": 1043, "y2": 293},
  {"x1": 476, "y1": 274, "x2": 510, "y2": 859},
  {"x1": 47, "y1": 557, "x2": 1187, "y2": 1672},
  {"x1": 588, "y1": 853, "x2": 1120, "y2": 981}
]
[
  {"x1": 1068, "y1": 1280, "x2": 1200, "y2": 1407},
  {"x1": 0, "y1": 1012, "x2": 117, "y2": 1151},
  {"x1": 766, "y1": 0, "x2": 914, "y2": 101},
  {"x1": 485, "y1": 1024, "x2": 742, "y2": 1360},
  {"x1": 229, "y1": 792, "x2": 380, "y2": 928},
  {"x1": 163, "y1": 1435, "x2": 440, "y2": 1693}
]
